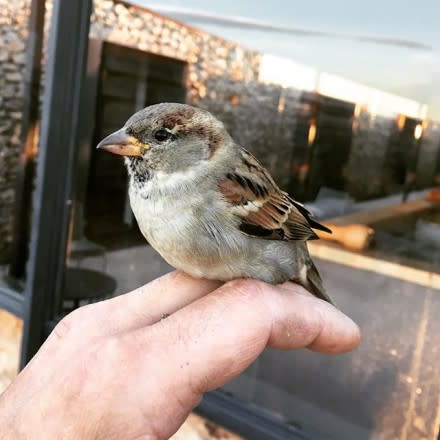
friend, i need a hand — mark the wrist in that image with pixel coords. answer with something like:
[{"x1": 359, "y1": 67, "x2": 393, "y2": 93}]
[
  {"x1": 0, "y1": 382, "x2": 87, "y2": 440},
  {"x1": 0, "y1": 387, "x2": 25, "y2": 439}
]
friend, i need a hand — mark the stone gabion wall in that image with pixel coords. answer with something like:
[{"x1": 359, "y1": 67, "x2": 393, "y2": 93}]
[
  {"x1": 90, "y1": 1, "x2": 260, "y2": 100},
  {"x1": 0, "y1": 0, "x2": 30, "y2": 260}
]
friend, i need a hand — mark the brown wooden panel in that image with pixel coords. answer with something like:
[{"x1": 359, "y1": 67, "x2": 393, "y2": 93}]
[
  {"x1": 93, "y1": 153, "x2": 126, "y2": 179},
  {"x1": 102, "y1": 99, "x2": 135, "y2": 126},
  {"x1": 100, "y1": 124, "x2": 127, "y2": 138},
  {"x1": 146, "y1": 78, "x2": 186, "y2": 105},
  {"x1": 104, "y1": 52, "x2": 146, "y2": 76},
  {"x1": 148, "y1": 58, "x2": 186, "y2": 84},
  {"x1": 101, "y1": 73, "x2": 137, "y2": 99}
]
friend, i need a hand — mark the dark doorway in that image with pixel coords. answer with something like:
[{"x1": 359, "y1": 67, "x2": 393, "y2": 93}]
[
  {"x1": 306, "y1": 95, "x2": 354, "y2": 200},
  {"x1": 85, "y1": 42, "x2": 187, "y2": 248},
  {"x1": 289, "y1": 93, "x2": 354, "y2": 202},
  {"x1": 383, "y1": 116, "x2": 419, "y2": 196}
]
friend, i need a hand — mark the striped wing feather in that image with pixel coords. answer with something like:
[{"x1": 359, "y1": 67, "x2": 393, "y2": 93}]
[{"x1": 218, "y1": 148, "x2": 331, "y2": 241}]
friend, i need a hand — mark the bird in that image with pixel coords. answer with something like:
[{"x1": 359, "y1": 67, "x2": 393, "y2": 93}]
[{"x1": 97, "y1": 103, "x2": 334, "y2": 304}]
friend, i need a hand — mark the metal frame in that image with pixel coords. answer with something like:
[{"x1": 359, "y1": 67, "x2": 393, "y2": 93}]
[
  {"x1": 0, "y1": 287, "x2": 23, "y2": 318},
  {"x1": 71, "y1": 38, "x2": 104, "y2": 242},
  {"x1": 198, "y1": 390, "x2": 316, "y2": 440}
]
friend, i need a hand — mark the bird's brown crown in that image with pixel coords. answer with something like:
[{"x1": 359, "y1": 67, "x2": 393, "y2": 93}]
[{"x1": 125, "y1": 103, "x2": 225, "y2": 154}]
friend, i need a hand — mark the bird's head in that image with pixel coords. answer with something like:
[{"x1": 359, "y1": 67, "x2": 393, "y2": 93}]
[{"x1": 96, "y1": 103, "x2": 229, "y2": 176}]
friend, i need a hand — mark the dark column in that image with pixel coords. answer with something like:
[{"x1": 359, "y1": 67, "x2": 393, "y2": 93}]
[{"x1": 71, "y1": 39, "x2": 103, "y2": 245}]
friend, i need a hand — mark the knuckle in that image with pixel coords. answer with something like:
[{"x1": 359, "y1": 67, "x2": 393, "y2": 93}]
[
  {"x1": 220, "y1": 279, "x2": 272, "y2": 330},
  {"x1": 50, "y1": 317, "x2": 73, "y2": 342},
  {"x1": 50, "y1": 307, "x2": 85, "y2": 342}
]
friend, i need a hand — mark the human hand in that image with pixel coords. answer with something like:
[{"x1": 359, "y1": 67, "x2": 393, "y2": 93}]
[{"x1": 0, "y1": 271, "x2": 360, "y2": 439}]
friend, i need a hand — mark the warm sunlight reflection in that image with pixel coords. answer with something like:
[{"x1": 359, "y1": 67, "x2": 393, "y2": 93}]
[
  {"x1": 307, "y1": 120, "x2": 317, "y2": 145},
  {"x1": 259, "y1": 54, "x2": 428, "y2": 120},
  {"x1": 318, "y1": 72, "x2": 425, "y2": 118},
  {"x1": 414, "y1": 123, "x2": 423, "y2": 140},
  {"x1": 397, "y1": 113, "x2": 406, "y2": 130}
]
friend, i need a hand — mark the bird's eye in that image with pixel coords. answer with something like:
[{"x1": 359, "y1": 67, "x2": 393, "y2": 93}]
[{"x1": 154, "y1": 129, "x2": 171, "y2": 142}]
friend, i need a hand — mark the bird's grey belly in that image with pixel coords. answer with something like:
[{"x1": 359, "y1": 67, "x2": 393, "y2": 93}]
[{"x1": 130, "y1": 193, "x2": 305, "y2": 284}]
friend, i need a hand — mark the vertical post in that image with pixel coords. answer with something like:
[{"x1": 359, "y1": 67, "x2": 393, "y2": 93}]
[
  {"x1": 20, "y1": 0, "x2": 93, "y2": 366},
  {"x1": 71, "y1": 39, "x2": 104, "y2": 244}
]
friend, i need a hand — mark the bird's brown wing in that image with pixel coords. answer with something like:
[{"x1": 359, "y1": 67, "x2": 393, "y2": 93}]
[{"x1": 218, "y1": 148, "x2": 331, "y2": 241}]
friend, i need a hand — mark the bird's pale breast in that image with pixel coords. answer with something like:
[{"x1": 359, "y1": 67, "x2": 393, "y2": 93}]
[{"x1": 129, "y1": 178, "x2": 306, "y2": 284}]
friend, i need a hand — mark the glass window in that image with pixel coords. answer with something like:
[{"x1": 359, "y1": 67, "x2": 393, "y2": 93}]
[{"x1": 3, "y1": 1, "x2": 436, "y2": 439}]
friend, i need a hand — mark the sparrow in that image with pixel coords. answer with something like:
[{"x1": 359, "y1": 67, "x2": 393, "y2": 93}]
[{"x1": 97, "y1": 103, "x2": 333, "y2": 304}]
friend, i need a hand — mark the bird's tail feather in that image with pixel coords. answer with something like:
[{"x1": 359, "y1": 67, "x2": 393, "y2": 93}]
[{"x1": 305, "y1": 261, "x2": 335, "y2": 305}]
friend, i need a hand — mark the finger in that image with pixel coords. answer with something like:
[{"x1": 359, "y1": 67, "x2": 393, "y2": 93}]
[
  {"x1": 268, "y1": 282, "x2": 360, "y2": 353},
  {"x1": 100, "y1": 270, "x2": 222, "y2": 326},
  {"x1": 133, "y1": 278, "x2": 360, "y2": 400},
  {"x1": 56, "y1": 271, "x2": 222, "y2": 340}
]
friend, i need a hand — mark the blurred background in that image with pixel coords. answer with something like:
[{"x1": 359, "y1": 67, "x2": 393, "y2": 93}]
[{"x1": 0, "y1": 1, "x2": 439, "y2": 439}]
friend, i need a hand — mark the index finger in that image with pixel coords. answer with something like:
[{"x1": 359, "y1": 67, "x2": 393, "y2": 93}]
[{"x1": 50, "y1": 271, "x2": 222, "y2": 345}]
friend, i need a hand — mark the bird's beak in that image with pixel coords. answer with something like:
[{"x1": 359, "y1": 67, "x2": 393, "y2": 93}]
[{"x1": 96, "y1": 128, "x2": 150, "y2": 156}]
